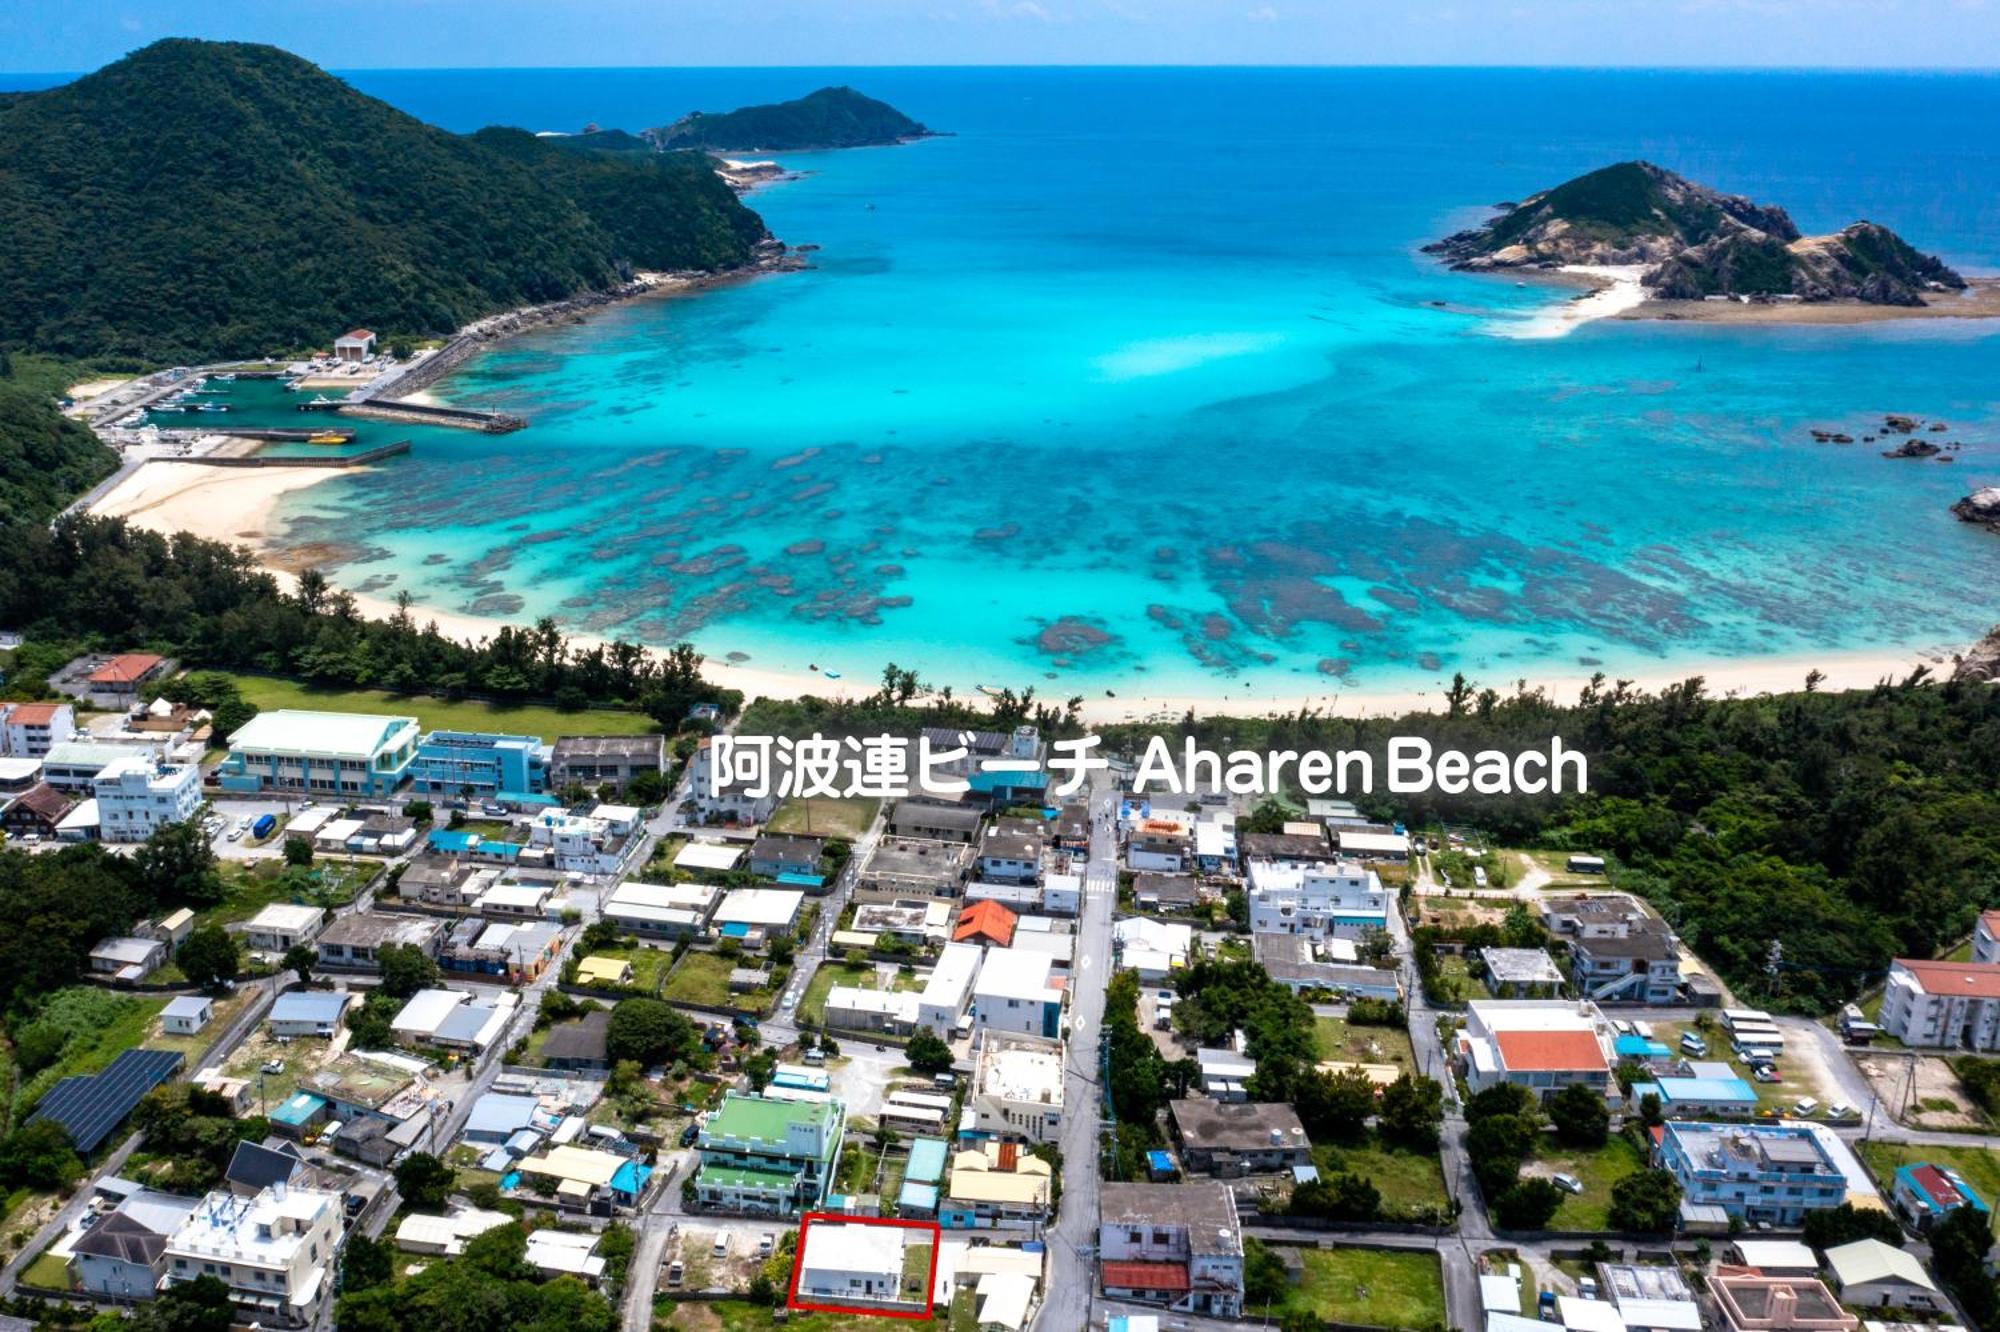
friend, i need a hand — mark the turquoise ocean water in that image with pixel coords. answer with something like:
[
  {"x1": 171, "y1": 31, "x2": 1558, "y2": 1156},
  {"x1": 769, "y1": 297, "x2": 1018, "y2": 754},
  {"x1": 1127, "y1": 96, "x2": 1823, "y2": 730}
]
[{"x1": 103, "y1": 70, "x2": 2000, "y2": 696}]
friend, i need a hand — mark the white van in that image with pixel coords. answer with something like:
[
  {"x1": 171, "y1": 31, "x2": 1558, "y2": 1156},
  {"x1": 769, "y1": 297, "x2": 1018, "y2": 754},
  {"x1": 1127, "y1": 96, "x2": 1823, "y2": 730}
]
[
  {"x1": 712, "y1": 1233, "x2": 729, "y2": 1258},
  {"x1": 1679, "y1": 1032, "x2": 1708, "y2": 1056},
  {"x1": 801, "y1": 1047, "x2": 826, "y2": 1066},
  {"x1": 1828, "y1": 1102, "x2": 1854, "y2": 1120},
  {"x1": 1792, "y1": 1098, "x2": 1819, "y2": 1117}
]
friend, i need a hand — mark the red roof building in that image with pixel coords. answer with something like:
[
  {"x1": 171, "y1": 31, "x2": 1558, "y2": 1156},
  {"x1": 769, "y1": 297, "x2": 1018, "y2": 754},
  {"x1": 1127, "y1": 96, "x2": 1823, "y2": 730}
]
[
  {"x1": 1492, "y1": 1029, "x2": 1610, "y2": 1072},
  {"x1": 1100, "y1": 1261, "x2": 1190, "y2": 1293},
  {"x1": 86, "y1": 653, "x2": 166, "y2": 691},
  {"x1": 954, "y1": 900, "x2": 1018, "y2": 948}
]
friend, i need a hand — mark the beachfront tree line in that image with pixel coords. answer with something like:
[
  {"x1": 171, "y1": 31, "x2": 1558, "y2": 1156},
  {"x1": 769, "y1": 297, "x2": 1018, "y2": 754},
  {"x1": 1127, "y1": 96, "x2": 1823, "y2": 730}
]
[{"x1": 0, "y1": 514, "x2": 734, "y2": 731}]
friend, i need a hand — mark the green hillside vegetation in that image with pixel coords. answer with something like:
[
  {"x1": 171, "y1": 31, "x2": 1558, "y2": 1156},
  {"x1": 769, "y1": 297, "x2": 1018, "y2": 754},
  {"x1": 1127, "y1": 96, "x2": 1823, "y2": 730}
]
[
  {"x1": 648, "y1": 86, "x2": 928, "y2": 151},
  {"x1": 1488, "y1": 161, "x2": 1778, "y2": 248},
  {"x1": 0, "y1": 355, "x2": 118, "y2": 523},
  {"x1": 0, "y1": 39, "x2": 768, "y2": 363}
]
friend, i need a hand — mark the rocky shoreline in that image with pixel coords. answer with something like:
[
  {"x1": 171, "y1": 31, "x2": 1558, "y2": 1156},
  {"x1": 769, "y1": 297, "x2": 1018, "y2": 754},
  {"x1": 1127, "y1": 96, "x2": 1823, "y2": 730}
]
[
  {"x1": 1954, "y1": 623, "x2": 2000, "y2": 683},
  {"x1": 1953, "y1": 486, "x2": 2000, "y2": 534},
  {"x1": 371, "y1": 240, "x2": 806, "y2": 403}
]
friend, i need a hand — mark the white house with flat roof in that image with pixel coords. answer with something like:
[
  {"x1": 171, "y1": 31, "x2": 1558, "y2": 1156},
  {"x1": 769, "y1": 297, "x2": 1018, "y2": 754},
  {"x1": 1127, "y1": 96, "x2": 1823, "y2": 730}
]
[
  {"x1": 217, "y1": 709, "x2": 420, "y2": 798},
  {"x1": 797, "y1": 1222, "x2": 911, "y2": 1306},
  {"x1": 93, "y1": 754, "x2": 202, "y2": 842},
  {"x1": 714, "y1": 888, "x2": 804, "y2": 942},
  {"x1": 162, "y1": 1185, "x2": 342, "y2": 1327},
  {"x1": 918, "y1": 942, "x2": 984, "y2": 1035},
  {"x1": 973, "y1": 948, "x2": 1064, "y2": 1040},
  {"x1": 963, "y1": 1031, "x2": 1064, "y2": 1144},
  {"x1": 239, "y1": 903, "x2": 327, "y2": 954},
  {"x1": 601, "y1": 881, "x2": 718, "y2": 939},
  {"x1": 1245, "y1": 859, "x2": 1389, "y2": 940}
]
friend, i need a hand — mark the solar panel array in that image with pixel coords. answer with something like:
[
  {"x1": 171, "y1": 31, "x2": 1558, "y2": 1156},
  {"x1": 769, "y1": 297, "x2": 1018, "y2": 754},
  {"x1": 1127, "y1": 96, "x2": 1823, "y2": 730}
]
[{"x1": 29, "y1": 1048, "x2": 184, "y2": 1154}]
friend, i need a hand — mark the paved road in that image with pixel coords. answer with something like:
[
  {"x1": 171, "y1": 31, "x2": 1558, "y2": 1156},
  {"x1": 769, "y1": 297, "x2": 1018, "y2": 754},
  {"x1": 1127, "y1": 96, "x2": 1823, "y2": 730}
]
[{"x1": 1034, "y1": 770, "x2": 1116, "y2": 1332}]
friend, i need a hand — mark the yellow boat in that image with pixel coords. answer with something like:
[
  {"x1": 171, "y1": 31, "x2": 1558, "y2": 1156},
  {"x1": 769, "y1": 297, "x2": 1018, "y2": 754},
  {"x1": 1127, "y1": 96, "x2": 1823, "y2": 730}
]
[{"x1": 306, "y1": 432, "x2": 346, "y2": 444}]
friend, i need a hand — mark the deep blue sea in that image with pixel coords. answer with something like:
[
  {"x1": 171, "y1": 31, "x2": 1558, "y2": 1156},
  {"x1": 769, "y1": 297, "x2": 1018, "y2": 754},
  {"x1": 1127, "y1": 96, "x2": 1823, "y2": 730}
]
[{"x1": 17, "y1": 67, "x2": 2000, "y2": 702}]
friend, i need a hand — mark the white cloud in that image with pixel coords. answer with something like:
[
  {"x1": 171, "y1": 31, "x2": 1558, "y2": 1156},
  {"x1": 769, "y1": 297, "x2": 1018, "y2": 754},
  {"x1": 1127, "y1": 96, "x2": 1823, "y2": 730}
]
[{"x1": 1247, "y1": 3, "x2": 1279, "y2": 18}]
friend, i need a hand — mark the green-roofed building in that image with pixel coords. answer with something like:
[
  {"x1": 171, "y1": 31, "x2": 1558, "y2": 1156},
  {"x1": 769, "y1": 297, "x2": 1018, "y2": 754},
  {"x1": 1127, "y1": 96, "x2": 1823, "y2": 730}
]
[{"x1": 694, "y1": 1091, "x2": 846, "y2": 1216}]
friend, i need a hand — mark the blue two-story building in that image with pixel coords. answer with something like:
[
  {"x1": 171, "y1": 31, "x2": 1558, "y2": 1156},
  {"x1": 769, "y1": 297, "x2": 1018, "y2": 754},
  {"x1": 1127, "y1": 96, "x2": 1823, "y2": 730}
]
[
  {"x1": 1654, "y1": 1121, "x2": 1848, "y2": 1226},
  {"x1": 409, "y1": 730, "x2": 552, "y2": 802}
]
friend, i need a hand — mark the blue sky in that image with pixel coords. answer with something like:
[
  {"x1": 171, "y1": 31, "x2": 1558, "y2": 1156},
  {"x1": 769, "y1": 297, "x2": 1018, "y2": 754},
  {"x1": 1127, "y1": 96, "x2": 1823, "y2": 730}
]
[{"x1": 4, "y1": 0, "x2": 1998, "y2": 71}]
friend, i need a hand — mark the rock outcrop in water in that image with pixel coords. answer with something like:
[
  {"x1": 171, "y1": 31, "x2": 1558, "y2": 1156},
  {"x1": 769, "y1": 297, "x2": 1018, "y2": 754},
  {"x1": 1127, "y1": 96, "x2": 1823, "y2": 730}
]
[
  {"x1": 1953, "y1": 487, "x2": 2000, "y2": 534},
  {"x1": 1424, "y1": 161, "x2": 1965, "y2": 306},
  {"x1": 645, "y1": 87, "x2": 931, "y2": 152}
]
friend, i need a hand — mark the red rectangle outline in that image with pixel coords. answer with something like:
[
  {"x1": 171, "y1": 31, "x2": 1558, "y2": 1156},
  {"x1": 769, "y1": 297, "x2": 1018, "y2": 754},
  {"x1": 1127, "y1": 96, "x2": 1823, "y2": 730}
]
[{"x1": 786, "y1": 1211, "x2": 943, "y2": 1320}]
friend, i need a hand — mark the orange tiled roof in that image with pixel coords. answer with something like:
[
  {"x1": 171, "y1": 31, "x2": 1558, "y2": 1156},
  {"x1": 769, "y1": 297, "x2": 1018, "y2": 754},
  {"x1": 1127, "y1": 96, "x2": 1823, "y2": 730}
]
[
  {"x1": 1492, "y1": 1029, "x2": 1607, "y2": 1073},
  {"x1": 954, "y1": 900, "x2": 1018, "y2": 947},
  {"x1": 87, "y1": 653, "x2": 163, "y2": 685}
]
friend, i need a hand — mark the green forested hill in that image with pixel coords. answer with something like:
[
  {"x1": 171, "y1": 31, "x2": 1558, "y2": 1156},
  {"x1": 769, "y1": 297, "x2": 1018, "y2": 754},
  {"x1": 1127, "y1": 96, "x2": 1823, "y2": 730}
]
[
  {"x1": 0, "y1": 40, "x2": 769, "y2": 362},
  {"x1": 647, "y1": 86, "x2": 929, "y2": 151},
  {"x1": 0, "y1": 356, "x2": 117, "y2": 524}
]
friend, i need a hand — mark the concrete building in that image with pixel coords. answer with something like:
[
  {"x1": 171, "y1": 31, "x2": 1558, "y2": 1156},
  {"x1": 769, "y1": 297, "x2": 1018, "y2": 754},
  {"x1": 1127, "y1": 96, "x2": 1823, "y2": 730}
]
[
  {"x1": 1710, "y1": 1271, "x2": 1858, "y2": 1332},
  {"x1": 441, "y1": 917, "x2": 564, "y2": 983},
  {"x1": 160, "y1": 995, "x2": 213, "y2": 1036},
  {"x1": 1097, "y1": 1181, "x2": 1244, "y2": 1318},
  {"x1": 1974, "y1": 910, "x2": 2000, "y2": 966},
  {"x1": 1480, "y1": 947, "x2": 1567, "y2": 997},
  {"x1": 693, "y1": 1091, "x2": 845, "y2": 1216},
  {"x1": 1627, "y1": 1067, "x2": 1759, "y2": 1119},
  {"x1": 1251, "y1": 931, "x2": 1404, "y2": 1000},
  {"x1": 942, "y1": 1143, "x2": 1053, "y2": 1229},
  {"x1": 973, "y1": 948, "x2": 1064, "y2": 1040},
  {"x1": 1879, "y1": 959, "x2": 2000, "y2": 1050},
  {"x1": 600, "y1": 876, "x2": 720, "y2": 940},
  {"x1": 795, "y1": 1222, "x2": 911, "y2": 1307},
  {"x1": 239, "y1": 903, "x2": 327, "y2": 955},
  {"x1": 42, "y1": 740, "x2": 150, "y2": 791},
  {"x1": 1245, "y1": 859, "x2": 1390, "y2": 940},
  {"x1": 410, "y1": 730, "x2": 550, "y2": 801},
  {"x1": 855, "y1": 837, "x2": 972, "y2": 904},
  {"x1": 1458, "y1": 1000, "x2": 1617, "y2": 1102},
  {"x1": 962, "y1": 1031, "x2": 1064, "y2": 1145},
  {"x1": 684, "y1": 735, "x2": 771, "y2": 821},
  {"x1": 162, "y1": 1186, "x2": 342, "y2": 1327},
  {"x1": 333, "y1": 329, "x2": 376, "y2": 362},
  {"x1": 1654, "y1": 1123, "x2": 1847, "y2": 1225},
  {"x1": 216, "y1": 710, "x2": 420, "y2": 798},
  {"x1": 86, "y1": 654, "x2": 169, "y2": 698},
  {"x1": 714, "y1": 888, "x2": 805, "y2": 946},
  {"x1": 1542, "y1": 895, "x2": 1683, "y2": 1004},
  {"x1": 315, "y1": 913, "x2": 446, "y2": 972},
  {"x1": 889, "y1": 800, "x2": 983, "y2": 844},
  {"x1": 918, "y1": 941, "x2": 984, "y2": 1035},
  {"x1": 90, "y1": 936, "x2": 167, "y2": 981},
  {"x1": 750, "y1": 834, "x2": 823, "y2": 878},
  {"x1": 823, "y1": 987, "x2": 920, "y2": 1036},
  {"x1": 977, "y1": 823, "x2": 1043, "y2": 885},
  {"x1": 268, "y1": 991, "x2": 354, "y2": 1038},
  {"x1": 1167, "y1": 1098, "x2": 1312, "y2": 1176},
  {"x1": 2, "y1": 700, "x2": 77, "y2": 757}
]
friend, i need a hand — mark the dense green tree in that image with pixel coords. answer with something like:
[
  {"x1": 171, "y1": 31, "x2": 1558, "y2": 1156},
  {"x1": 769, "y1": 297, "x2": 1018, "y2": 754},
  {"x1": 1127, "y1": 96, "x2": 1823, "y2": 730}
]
[
  {"x1": 1377, "y1": 1073, "x2": 1445, "y2": 1152},
  {"x1": 1466, "y1": 1083, "x2": 1542, "y2": 1126},
  {"x1": 1930, "y1": 1203, "x2": 2000, "y2": 1326},
  {"x1": 1493, "y1": 1177, "x2": 1564, "y2": 1230},
  {"x1": 1289, "y1": 1171, "x2": 1381, "y2": 1222},
  {"x1": 1548, "y1": 1082, "x2": 1610, "y2": 1148},
  {"x1": 1607, "y1": 1169, "x2": 1683, "y2": 1234},
  {"x1": 905, "y1": 1029, "x2": 953, "y2": 1073},
  {"x1": 394, "y1": 1152, "x2": 456, "y2": 1211},
  {"x1": 1802, "y1": 1202, "x2": 1905, "y2": 1250},
  {"x1": 175, "y1": 924, "x2": 240, "y2": 990},
  {"x1": 0, "y1": 1119, "x2": 83, "y2": 1190},
  {"x1": 135, "y1": 816, "x2": 223, "y2": 906},
  {"x1": 1467, "y1": 1115, "x2": 1538, "y2": 1196},
  {"x1": 342, "y1": 1233, "x2": 393, "y2": 1293},
  {"x1": 132, "y1": 1274, "x2": 236, "y2": 1332},
  {"x1": 282, "y1": 836, "x2": 313, "y2": 866},
  {"x1": 1293, "y1": 1068, "x2": 1378, "y2": 1145},
  {"x1": 605, "y1": 998, "x2": 704, "y2": 1069},
  {"x1": 378, "y1": 941, "x2": 438, "y2": 997},
  {"x1": 1242, "y1": 1238, "x2": 1289, "y2": 1307},
  {"x1": 282, "y1": 944, "x2": 317, "y2": 984}
]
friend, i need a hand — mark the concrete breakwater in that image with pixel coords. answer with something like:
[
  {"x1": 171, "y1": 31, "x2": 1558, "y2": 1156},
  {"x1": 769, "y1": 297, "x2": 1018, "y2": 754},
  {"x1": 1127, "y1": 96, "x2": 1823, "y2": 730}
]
[
  {"x1": 180, "y1": 439, "x2": 412, "y2": 468},
  {"x1": 336, "y1": 400, "x2": 526, "y2": 434}
]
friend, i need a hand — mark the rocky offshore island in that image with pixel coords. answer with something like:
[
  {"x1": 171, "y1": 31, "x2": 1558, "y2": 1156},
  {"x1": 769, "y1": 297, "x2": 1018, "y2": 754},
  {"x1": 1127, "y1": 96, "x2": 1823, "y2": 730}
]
[
  {"x1": 645, "y1": 86, "x2": 934, "y2": 152},
  {"x1": 1425, "y1": 160, "x2": 1967, "y2": 307}
]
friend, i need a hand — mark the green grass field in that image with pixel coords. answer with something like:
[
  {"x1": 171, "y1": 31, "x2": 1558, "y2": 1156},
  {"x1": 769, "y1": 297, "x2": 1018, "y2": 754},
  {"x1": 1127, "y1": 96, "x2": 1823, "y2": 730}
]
[
  {"x1": 662, "y1": 951, "x2": 774, "y2": 1012},
  {"x1": 1271, "y1": 1248, "x2": 1446, "y2": 1329},
  {"x1": 1315, "y1": 1016, "x2": 1417, "y2": 1071},
  {"x1": 1312, "y1": 1140, "x2": 1450, "y2": 1216},
  {"x1": 227, "y1": 673, "x2": 652, "y2": 740},
  {"x1": 1538, "y1": 1133, "x2": 1648, "y2": 1232},
  {"x1": 767, "y1": 798, "x2": 879, "y2": 841},
  {"x1": 663, "y1": 1300, "x2": 904, "y2": 1332}
]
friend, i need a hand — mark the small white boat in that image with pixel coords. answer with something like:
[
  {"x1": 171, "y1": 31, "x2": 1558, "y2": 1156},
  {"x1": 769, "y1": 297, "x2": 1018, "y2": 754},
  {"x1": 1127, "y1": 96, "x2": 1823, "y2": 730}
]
[{"x1": 823, "y1": 670, "x2": 842, "y2": 680}]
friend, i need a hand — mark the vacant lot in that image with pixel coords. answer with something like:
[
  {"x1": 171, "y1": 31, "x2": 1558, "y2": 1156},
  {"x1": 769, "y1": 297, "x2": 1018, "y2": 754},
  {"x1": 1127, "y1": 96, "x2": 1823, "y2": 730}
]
[
  {"x1": 767, "y1": 797, "x2": 878, "y2": 841},
  {"x1": 1523, "y1": 1133, "x2": 1648, "y2": 1232},
  {"x1": 1311, "y1": 1140, "x2": 1450, "y2": 1216},
  {"x1": 1271, "y1": 1247, "x2": 1445, "y2": 1328},
  {"x1": 228, "y1": 673, "x2": 652, "y2": 739},
  {"x1": 663, "y1": 950, "x2": 775, "y2": 1013},
  {"x1": 1314, "y1": 1016, "x2": 1416, "y2": 1072}
]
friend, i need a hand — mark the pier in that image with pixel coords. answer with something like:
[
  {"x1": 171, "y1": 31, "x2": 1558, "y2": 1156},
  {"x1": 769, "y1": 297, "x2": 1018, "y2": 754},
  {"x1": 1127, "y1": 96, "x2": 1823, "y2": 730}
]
[
  {"x1": 161, "y1": 426, "x2": 357, "y2": 444},
  {"x1": 334, "y1": 400, "x2": 526, "y2": 433},
  {"x1": 177, "y1": 439, "x2": 412, "y2": 468}
]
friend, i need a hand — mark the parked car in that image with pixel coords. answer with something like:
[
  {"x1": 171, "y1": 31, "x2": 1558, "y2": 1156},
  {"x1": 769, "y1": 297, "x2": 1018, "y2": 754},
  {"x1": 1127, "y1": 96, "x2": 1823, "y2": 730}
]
[
  {"x1": 759, "y1": 1233, "x2": 775, "y2": 1256},
  {"x1": 666, "y1": 1261, "x2": 684, "y2": 1287},
  {"x1": 678, "y1": 1123, "x2": 699, "y2": 1147},
  {"x1": 1553, "y1": 1173, "x2": 1584, "y2": 1195}
]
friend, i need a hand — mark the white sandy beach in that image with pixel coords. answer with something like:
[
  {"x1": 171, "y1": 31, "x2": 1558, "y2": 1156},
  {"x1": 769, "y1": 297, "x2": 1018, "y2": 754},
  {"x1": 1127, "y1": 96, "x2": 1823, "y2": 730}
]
[
  {"x1": 1495, "y1": 264, "x2": 1651, "y2": 339},
  {"x1": 82, "y1": 461, "x2": 1961, "y2": 725}
]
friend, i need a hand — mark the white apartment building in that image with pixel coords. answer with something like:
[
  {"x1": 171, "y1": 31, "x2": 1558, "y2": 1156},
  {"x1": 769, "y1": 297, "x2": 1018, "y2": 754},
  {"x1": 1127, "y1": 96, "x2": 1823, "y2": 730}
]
[
  {"x1": 93, "y1": 754, "x2": 203, "y2": 843},
  {"x1": 963, "y1": 1031, "x2": 1065, "y2": 1144},
  {"x1": 163, "y1": 1186, "x2": 342, "y2": 1327},
  {"x1": 1881, "y1": 959, "x2": 2000, "y2": 1050},
  {"x1": 1245, "y1": 858, "x2": 1390, "y2": 940},
  {"x1": 1457, "y1": 999, "x2": 1618, "y2": 1102},
  {"x1": 917, "y1": 942, "x2": 983, "y2": 1035},
  {"x1": 2, "y1": 701, "x2": 78, "y2": 757},
  {"x1": 688, "y1": 737, "x2": 779, "y2": 823},
  {"x1": 973, "y1": 947, "x2": 1064, "y2": 1041}
]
